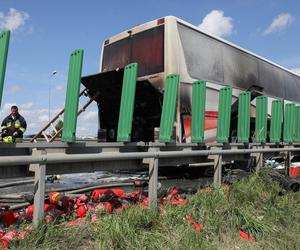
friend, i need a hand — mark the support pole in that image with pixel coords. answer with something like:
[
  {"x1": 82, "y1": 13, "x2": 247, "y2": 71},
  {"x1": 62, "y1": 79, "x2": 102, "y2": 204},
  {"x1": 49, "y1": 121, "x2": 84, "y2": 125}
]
[
  {"x1": 148, "y1": 148, "x2": 159, "y2": 208},
  {"x1": 255, "y1": 152, "x2": 263, "y2": 172},
  {"x1": 285, "y1": 146, "x2": 292, "y2": 176},
  {"x1": 33, "y1": 151, "x2": 46, "y2": 227},
  {"x1": 213, "y1": 153, "x2": 222, "y2": 187},
  {"x1": 254, "y1": 146, "x2": 264, "y2": 172}
]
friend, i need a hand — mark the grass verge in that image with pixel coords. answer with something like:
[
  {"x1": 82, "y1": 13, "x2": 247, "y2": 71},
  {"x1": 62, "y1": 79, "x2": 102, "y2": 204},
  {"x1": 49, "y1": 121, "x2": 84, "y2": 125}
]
[{"x1": 11, "y1": 170, "x2": 300, "y2": 250}]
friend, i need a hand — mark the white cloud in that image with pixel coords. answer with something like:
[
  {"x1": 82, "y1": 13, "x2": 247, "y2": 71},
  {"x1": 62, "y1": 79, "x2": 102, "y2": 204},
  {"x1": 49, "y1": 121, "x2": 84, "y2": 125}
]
[
  {"x1": 291, "y1": 68, "x2": 300, "y2": 75},
  {"x1": 38, "y1": 115, "x2": 49, "y2": 122},
  {"x1": 55, "y1": 85, "x2": 64, "y2": 91},
  {"x1": 264, "y1": 13, "x2": 294, "y2": 34},
  {"x1": 9, "y1": 84, "x2": 22, "y2": 95},
  {"x1": 20, "y1": 102, "x2": 33, "y2": 109},
  {"x1": 198, "y1": 10, "x2": 233, "y2": 38},
  {"x1": 0, "y1": 8, "x2": 29, "y2": 31},
  {"x1": 1, "y1": 102, "x2": 16, "y2": 113},
  {"x1": 81, "y1": 111, "x2": 98, "y2": 122}
]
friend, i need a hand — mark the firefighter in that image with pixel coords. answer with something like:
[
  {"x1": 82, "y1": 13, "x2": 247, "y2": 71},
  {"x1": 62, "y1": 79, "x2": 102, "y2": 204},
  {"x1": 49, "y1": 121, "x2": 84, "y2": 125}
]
[{"x1": 0, "y1": 105, "x2": 27, "y2": 143}]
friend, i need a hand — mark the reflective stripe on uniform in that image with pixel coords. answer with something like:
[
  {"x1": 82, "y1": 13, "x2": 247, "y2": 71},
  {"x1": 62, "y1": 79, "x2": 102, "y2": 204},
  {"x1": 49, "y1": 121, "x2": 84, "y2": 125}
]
[
  {"x1": 19, "y1": 127, "x2": 26, "y2": 133},
  {"x1": 3, "y1": 136, "x2": 14, "y2": 143},
  {"x1": 15, "y1": 120, "x2": 21, "y2": 128}
]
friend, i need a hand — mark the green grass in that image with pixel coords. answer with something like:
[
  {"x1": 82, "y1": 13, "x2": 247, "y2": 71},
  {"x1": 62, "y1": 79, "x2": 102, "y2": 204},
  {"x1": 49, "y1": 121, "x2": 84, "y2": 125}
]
[{"x1": 11, "y1": 171, "x2": 300, "y2": 250}]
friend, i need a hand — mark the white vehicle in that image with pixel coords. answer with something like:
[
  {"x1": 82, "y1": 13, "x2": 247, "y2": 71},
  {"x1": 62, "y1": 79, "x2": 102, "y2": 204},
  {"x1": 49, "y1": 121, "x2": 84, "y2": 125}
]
[{"x1": 82, "y1": 16, "x2": 300, "y2": 143}]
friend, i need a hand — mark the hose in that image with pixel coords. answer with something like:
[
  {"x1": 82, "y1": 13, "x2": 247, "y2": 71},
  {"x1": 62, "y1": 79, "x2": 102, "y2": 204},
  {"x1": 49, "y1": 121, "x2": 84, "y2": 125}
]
[{"x1": 268, "y1": 170, "x2": 300, "y2": 192}]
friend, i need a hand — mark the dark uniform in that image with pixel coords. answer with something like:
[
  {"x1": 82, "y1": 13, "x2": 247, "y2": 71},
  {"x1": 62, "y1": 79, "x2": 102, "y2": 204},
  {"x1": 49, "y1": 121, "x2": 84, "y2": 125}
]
[{"x1": 1, "y1": 113, "x2": 27, "y2": 142}]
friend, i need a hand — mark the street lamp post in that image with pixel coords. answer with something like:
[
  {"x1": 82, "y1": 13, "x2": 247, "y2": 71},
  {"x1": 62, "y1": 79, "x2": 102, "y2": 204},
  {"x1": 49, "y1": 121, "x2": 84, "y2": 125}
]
[{"x1": 48, "y1": 70, "x2": 57, "y2": 126}]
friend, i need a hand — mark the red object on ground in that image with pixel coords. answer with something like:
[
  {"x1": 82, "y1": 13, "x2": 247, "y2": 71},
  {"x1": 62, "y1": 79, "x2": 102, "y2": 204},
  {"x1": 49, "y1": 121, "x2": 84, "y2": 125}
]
[
  {"x1": 26, "y1": 204, "x2": 55, "y2": 216},
  {"x1": 91, "y1": 189, "x2": 125, "y2": 202},
  {"x1": 161, "y1": 190, "x2": 186, "y2": 207},
  {"x1": 115, "y1": 204, "x2": 129, "y2": 214},
  {"x1": 18, "y1": 231, "x2": 26, "y2": 240},
  {"x1": 192, "y1": 223, "x2": 203, "y2": 232},
  {"x1": 95, "y1": 202, "x2": 113, "y2": 214},
  {"x1": 185, "y1": 215, "x2": 204, "y2": 232},
  {"x1": 1, "y1": 230, "x2": 17, "y2": 249},
  {"x1": 169, "y1": 189, "x2": 178, "y2": 196},
  {"x1": 185, "y1": 215, "x2": 193, "y2": 224},
  {"x1": 77, "y1": 205, "x2": 87, "y2": 217},
  {"x1": 49, "y1": 192, "x2": 75, "y2": 213},
  {"x1": 15, "y1": 226, "x2": 32, "y2": 240},
  {"x1": 77, "y1": 203, "x2": 95, "y2": 218},
  {"x1": 77, "y1": 204, "x2": 87, "y2": 218},
  {"x1": 239, "y1": 230, "x2": 255, "y2": 242},
  {"x1": 140, "y1": 198, "x2": 148, "y2": 206},
  {"x1": 103, "y1": 202, "x2": 113, "y2": 213},
  {"x1": 170, "y1": 196, "x2": 187, "y2": 206},
  {"x1": 161, "y1": 189, "x2": 182, "y2": 206},
  {"x1": 13, "y1": 212, "x2": 19, "y2": 220},
  {"x1": 26, "y1": 205, "x2": 34, "y2": 216},
  {"x1": 133, "y1": 181, "x2": 142, "y2": 187},
  {"x1": 49, "y1": 192, "x2": 64, "y2": 205},
  {"x1": 130, "y1": 191, "x2": 148, "y2": 202},
  {"x1": 2, "y1": 209, "x2": 16, "y2": 227},
  {"x1": 66, "y1": 218, "x2": 86, "y2": 227},
  {"x1": 45, "y1": 214, "x2": 54, "y2": 224},
  {"x1": 289, "y1": 165, "x2": 300, "y2": 177},
  {"x1": 18, "y1": 210, "x2": 25, "y2": 219},
  {"x1": 91, "y1": 214, "x2": 99, "y2": 223},
  {"x1": 77, "y1": 194, "x2": 89, "y2": 204},
  {"x1": 25, "y1": 204, "x2": 57, "y2": 222}
]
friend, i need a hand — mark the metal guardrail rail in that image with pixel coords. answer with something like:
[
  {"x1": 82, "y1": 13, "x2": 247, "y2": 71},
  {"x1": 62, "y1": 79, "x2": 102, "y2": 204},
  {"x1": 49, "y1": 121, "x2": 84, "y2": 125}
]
[{"x1": 1, "y1": 143, "x2": 299, "y2": 226}]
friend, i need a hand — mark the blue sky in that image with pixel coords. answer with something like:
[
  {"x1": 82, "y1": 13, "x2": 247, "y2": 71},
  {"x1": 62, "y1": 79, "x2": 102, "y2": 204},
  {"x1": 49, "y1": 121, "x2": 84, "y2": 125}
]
[{"x1": 0, "y1": 0, "x2": 300, "y2": 136}]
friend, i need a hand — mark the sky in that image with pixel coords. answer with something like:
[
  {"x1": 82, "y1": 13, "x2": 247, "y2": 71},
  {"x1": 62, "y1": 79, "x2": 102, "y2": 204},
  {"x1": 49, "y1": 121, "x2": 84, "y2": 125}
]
[{"x1": 0, "y1": 0, "x2": 300, "y2": 136}]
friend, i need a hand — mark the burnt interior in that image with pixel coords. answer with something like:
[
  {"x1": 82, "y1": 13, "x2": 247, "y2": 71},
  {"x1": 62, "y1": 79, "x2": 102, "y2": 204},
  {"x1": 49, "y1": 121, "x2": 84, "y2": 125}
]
[{"x1": 81, "y1": 69, "x2": 162, "y2": 142}]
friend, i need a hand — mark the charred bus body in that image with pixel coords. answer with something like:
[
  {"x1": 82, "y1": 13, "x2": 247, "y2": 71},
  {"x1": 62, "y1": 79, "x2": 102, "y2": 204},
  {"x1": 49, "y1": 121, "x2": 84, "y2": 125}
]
[{"x1": 82, "y1": 16, "x2": 300, "y2": 143}]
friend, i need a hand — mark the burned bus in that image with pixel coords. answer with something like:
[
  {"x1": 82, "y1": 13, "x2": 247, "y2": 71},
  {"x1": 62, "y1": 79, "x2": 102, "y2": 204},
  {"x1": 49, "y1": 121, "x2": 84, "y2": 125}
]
[{"x1": 82, "y1": 16, "x2": 300, "y2": 143}]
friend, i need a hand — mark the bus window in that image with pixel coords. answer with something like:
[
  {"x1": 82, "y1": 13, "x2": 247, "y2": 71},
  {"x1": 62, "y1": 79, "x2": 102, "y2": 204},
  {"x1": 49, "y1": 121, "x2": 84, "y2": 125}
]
[
  {"x1": 258, "y1": 61, "x2": 285, "y2": 98},
  {"x1": 222, "y1": 46, "x2": 259, "y2": 90},
  {"x1": 101, "y1": 38, "x2": 130, "y2": 72},
  {"x1": 102, "y1": 25, "x2": 164, "y2": 77},
  {"x1": 284, "y1": 71, "x2": 300, "y2": 102},
  {"x1": 177, "y1": 23, "x2": 223, "y2": 83}
]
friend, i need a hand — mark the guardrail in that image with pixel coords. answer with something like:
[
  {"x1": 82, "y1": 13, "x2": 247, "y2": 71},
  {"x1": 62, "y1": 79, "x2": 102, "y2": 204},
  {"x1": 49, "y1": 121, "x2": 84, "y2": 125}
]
[{"x1": 1, "y1": 144, "x2": 300, "y2": 226}]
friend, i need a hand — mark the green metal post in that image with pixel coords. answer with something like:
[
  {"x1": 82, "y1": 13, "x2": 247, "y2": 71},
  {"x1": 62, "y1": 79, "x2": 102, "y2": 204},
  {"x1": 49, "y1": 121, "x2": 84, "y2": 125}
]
[
  {"x1": 191, "y1": 80, "x2": 206, "y2": 143},
  {"x1": 283, "y1": 103, "x2": 295, "y2": 143},
  {"x1": 294, "y1": 106, "x2": 300, "y2": 143},
  {"x1": 62, "y1": 49, "x2": 84, "y2": 143},
  {"x1": 159, "y1": 74, "x2": 180, "y2": 142},
  {"x1": 237, "y1": 92, "x2": 251, "y2": 143},
  {"x1": 255, "y1": 96, "x2": 268, "y2": 143},
  {"x1": 117, "y1": 63, "x2": 138, "y2": 142},
  {"x1": 270, "y1": 99, "x2": 283, "y2": 143},
  {"x1": 0, "y1": 30, "x2": 10, "y2": 108},
  {"x1": 217, "y1": 87, "x2": 232, "y2": 143}
]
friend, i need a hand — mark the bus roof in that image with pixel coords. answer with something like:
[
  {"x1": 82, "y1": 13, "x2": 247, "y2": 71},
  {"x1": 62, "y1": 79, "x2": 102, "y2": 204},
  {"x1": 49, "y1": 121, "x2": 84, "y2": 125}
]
[
  {"x1": 173, "y1": 16, "x2": 299, "y2": 78},
  {"x1": 104, "y1": 15, "x2": 299, "y2": 78}
]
